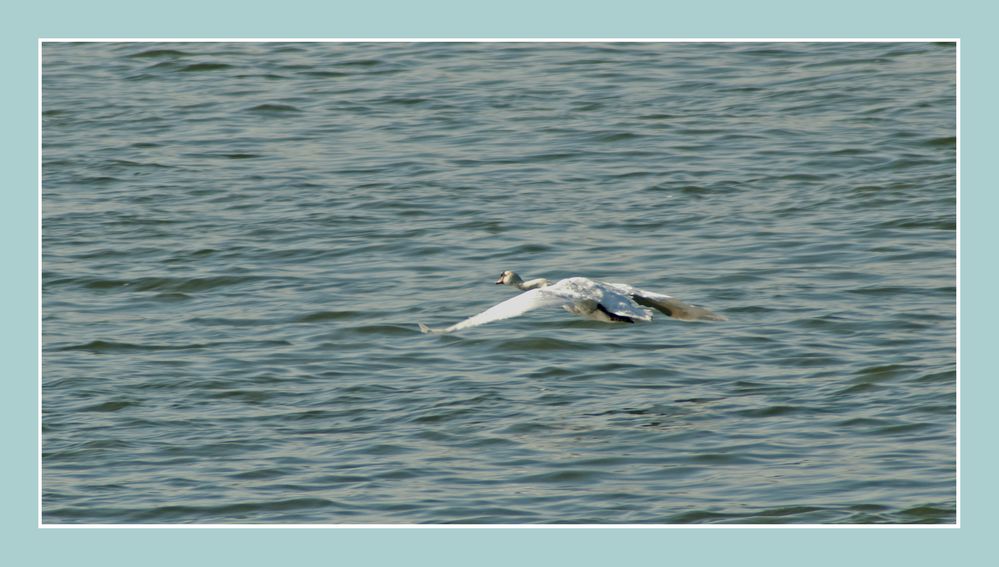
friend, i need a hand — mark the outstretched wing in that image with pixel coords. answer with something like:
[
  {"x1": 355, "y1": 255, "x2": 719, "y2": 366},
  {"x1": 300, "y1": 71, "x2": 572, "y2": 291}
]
[
  {"x1": 420, "y1": 289, "x2": 570, "y2": 334},
  {"x1": 604, "y1": 283, "x2": 727, "y2": 322},
  {"x1": 549, "y1": 277, "x2": 652, "y2": 321}
]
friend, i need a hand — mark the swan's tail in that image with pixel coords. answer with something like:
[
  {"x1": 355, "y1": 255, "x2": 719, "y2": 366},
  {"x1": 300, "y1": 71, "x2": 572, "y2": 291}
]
[{"x1": 630, "y1": 295, "x2": 728, "y2": 322}]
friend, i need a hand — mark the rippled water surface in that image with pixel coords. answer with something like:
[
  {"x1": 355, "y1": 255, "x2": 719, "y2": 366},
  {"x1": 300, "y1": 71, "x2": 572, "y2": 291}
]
[{"x1": 42, "y1": 42, "x2": 956, "y2": 524}]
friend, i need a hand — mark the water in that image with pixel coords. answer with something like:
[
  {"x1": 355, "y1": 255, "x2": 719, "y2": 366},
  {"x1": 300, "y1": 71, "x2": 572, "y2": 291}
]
[{"x1": 41, "y1": 42, "x2": 956, "y2": 524}]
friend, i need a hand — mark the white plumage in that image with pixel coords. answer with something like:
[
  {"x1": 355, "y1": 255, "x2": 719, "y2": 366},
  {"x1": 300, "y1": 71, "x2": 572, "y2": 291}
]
[{"x1": 419, "y1": 271, "x2": 725, "y2": 334}]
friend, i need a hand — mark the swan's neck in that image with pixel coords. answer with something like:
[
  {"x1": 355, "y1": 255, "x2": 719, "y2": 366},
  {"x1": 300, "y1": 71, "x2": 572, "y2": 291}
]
[{"x1": 516, "y1": 278, "x2": 551, "y2": 290}]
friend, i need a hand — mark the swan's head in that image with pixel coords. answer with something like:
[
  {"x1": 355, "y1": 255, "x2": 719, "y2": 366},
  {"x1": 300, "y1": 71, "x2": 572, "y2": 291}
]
[{"x1": 495, "y1": 270, "x2": 524, "y2": 286}]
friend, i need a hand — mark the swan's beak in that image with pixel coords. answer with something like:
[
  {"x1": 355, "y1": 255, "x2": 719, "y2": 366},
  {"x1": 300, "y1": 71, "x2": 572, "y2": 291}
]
[{"x1": 495, "y1": 278, "x2": 504, "y2": 284}]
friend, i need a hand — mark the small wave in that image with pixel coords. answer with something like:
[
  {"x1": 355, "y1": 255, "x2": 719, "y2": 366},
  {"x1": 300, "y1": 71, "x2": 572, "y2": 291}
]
[
  {"x1": 638, "y1": 113, "x2": 677, "y2": 120},
  {"x1": 353, "y1": 324, "x2": 414, "y2": 336},
  {"x1": 898, "y1": 505, "x2": 955, "y2": 522},
  {"x1": 678, "y1": 184, "x2": 712, "y2": 196},
  {"x1": 514, "y1": 469, "x2": 607, "y2": 483},
  {"x1": 79, "y1": 275, "x2": 257, "y2": 293},
  {"x1": 873, "y1": 422, "x2": 937, "y2": 436},
  {"x1": 178, "y1": 62, "x2": 233, "y2": 72},
  {"x1": 875, "y1": 217, "x2": 955, "y2": 231},
  {"x1": 923, "y1": 136, "x2": 956, "y2": 148},
  {"x1": 852, "y1": 363, "x2": 912, "y2": 383},
  {"x1": 184, "y1": 152, "x2": 263, "y2": 160},
  {"x1": 58, "y1": 340, "x2": 212, "y2": 353},
  {"x1": 207, "y1": 389, "x2": 273, "y2": 403},
  {"x1": 734, "y1": 405, "x2": 804, "y2": 418},
  {"x1": 188, "y1": 316, "x2": 268, "y2": 327},
  {"x1": 409, "y1": 407, "x2": 476, "y2": 424},
  {"x1": 76, "y1": 175, "x2": 121, "y2": 185},
  {"x1": 608, "y1": 170, "x2": 653, "y2": 180},
  {"x1": 592, "y1": 131, "x2": 643, "y2": 143},
  {"x1": 745, "y1": 506, "x2": 826, "y2": 521},
  {"x1": 151, "y1": 292, "x2": 192, "y2": 301},
  {"x1": 127, "y1": 497, "x2": 337, "y2": 522},
  {"x1": 335, "y1": 59, "x2": 383, "y2": 67},
  {"x1": 690, "y1": 452, "x2": 757, "y2": 465},
  {"x1": 127, "y1": 49, "x2": 193, "y2": 59},
  {"x1": 833, "y1": 382, "x2": 885, "y2": 397},
  {"x1": 227, "y1": 467, "x2": 294, "y2": 481},
  {"x1": 300, "y1": 70, "x2": 349, "y2": 78},
  {"x1": 507, "y1": 243, "x2": 552, "y2": 254},
  {"x1": 245, "y1": 103, "x2": 303, "y2": 113},
  {"x1": 379, "y1": 97, "x2": 429, "y2": 106},
  {"x1": 104, "y1": 158, "x2": 170, "y2": 170},
  {"x1": 521, "y1": 151, "x2": 575, "y2": 162},
  {"x1": 846, "y1": 285, "x2": 922, "y2": 297},
  {"x1": 666, "y1": 510, "x2": 741, "y2": 523},
  {"x1": 494, "y1": 337, "x2": 591, "y2": 351},
  {"x1": 138, "y1": 61, "x2": 181, "y2": 73},
  {"x1": 293, "y1": 310, "x2": 359, "y2": 323},
  {"x1": 914, "y1": 369, "x2": 955, "y2": 384},
  {"x1": 80, "y1": 400, "x2": 138, "y2": 412}
]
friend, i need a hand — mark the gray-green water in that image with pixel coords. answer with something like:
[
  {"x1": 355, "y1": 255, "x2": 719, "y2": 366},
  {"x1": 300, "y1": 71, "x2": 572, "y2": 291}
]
[{"x1": 42, "y1": 42, "x2": 956, "y2": 524}]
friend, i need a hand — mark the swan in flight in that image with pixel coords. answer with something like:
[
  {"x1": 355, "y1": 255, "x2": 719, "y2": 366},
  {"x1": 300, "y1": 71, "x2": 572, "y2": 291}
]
[{"x1": 419, "y1": 271, "x2": 726, "y2": 334}]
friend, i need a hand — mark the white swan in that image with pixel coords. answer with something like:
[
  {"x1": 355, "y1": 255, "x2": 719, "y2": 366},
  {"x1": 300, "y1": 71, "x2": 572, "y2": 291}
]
[{"x1": 419, "y1": 270, "x2": 726, "y2": 334}]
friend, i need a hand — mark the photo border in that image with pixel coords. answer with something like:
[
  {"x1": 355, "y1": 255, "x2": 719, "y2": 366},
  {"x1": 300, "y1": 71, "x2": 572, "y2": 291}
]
[{"x1": 9, "y1": 1, "x2": 984, "y2": 561}]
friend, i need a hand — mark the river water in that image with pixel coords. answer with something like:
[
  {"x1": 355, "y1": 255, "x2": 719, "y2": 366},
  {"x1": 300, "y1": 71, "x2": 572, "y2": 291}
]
[{"x1": 42, "y1": 41, "x2": 956, "y2": 524}]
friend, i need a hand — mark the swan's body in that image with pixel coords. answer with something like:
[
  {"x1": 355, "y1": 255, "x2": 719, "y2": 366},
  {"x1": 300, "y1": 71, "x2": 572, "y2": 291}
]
[{"x1": 419, "y1": 271, "x2": 725, "y2": 334}]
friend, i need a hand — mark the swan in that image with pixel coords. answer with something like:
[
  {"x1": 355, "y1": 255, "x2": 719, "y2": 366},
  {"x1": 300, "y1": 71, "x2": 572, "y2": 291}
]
[{"x1": 419, "y1": 270, "x2": 726, "y2": 334}]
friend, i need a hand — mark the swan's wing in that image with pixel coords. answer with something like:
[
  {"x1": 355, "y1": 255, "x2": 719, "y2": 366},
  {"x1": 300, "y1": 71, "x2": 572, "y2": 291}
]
[
  {"x1": 420, "y1": 288, "x2": 570, "y2": 334},
  {"x1": 605, "y1": 283, "x2": 727, "y2": 322},
  {"x1": 591, "y1": 287, "x2": 653, "y2": 321},
  {"x1": 550, "y1": 277, "x2": 652, "y2": 321}
]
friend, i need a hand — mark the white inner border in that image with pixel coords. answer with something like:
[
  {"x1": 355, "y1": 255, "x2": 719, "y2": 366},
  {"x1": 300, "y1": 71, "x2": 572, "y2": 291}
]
[{"x1": 38, "y1": 37, "x2": 960, "y2": 529}]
